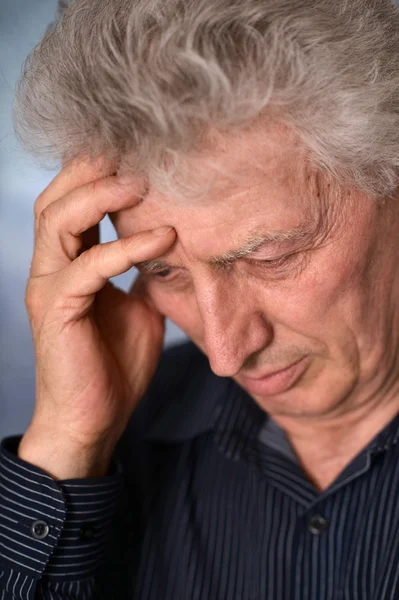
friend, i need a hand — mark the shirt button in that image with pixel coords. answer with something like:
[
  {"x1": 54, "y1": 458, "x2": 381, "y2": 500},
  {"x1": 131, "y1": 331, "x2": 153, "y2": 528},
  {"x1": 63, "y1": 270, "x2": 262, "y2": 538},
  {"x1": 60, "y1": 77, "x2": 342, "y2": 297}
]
[
  {"x1": 308, "y1": 514, "x2": 329, "y2": 534},
  {"x1": 31, "y1": 520, "x2": 50, "y2": 540}
]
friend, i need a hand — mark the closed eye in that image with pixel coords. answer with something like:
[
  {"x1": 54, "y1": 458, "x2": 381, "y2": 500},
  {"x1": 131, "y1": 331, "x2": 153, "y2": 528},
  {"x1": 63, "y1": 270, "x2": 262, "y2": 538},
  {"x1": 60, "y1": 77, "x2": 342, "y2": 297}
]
[
  {"x1": 246, "y1": 254, "x2": 293, "y2": 268},
  {"x1": 152, "y1": 268, "x2": 175, "y2": 278},
  {"x1": 147, "y1": 253, "x2": 298, "y2": 281}
]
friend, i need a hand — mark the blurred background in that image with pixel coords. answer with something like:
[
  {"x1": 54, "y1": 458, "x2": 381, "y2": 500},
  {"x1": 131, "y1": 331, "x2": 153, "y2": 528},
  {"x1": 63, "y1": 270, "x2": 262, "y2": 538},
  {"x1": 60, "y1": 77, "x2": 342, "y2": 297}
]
[{"x1": 0, "y1": 0, "x2": 187, "y2": 440}]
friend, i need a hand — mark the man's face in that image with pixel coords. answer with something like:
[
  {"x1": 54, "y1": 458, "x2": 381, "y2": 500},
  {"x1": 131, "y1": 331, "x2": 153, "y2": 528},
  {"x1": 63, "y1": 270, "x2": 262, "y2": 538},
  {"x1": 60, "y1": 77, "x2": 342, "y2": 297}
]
[{"x1": 110, "y1": 123, "x2": 399, "y2": 419}]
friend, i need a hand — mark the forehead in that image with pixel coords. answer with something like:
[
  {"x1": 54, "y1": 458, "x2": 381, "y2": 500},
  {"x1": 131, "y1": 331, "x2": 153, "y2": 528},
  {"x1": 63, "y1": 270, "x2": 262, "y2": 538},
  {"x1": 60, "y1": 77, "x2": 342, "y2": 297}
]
[
  {"x1": 174, "y1": 120, "x2": 309, "y2": 203},
  {"x1": 113, "y1": 122, "x2": 324, "y2": 251}
]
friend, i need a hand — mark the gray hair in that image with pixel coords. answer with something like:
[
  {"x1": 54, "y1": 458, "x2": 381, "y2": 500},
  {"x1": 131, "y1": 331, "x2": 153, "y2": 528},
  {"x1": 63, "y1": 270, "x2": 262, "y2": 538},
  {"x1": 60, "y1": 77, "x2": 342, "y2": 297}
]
[{"x1": 12, "y1": 0, "x2": 399, "y2": 200}]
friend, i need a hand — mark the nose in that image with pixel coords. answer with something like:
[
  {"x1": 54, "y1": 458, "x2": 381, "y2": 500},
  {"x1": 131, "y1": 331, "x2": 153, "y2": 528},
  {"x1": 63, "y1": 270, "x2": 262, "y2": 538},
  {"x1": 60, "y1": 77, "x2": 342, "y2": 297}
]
[{"x1": 195, "y1": 275, "x2": 273, "y2": 377}]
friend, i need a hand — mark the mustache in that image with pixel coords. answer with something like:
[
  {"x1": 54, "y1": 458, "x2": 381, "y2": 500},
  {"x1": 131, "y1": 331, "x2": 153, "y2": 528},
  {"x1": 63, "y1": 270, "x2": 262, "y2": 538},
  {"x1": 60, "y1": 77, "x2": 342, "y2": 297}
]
[{"x1": 241, "y1": 347, "x2": 311, "y2": 371}]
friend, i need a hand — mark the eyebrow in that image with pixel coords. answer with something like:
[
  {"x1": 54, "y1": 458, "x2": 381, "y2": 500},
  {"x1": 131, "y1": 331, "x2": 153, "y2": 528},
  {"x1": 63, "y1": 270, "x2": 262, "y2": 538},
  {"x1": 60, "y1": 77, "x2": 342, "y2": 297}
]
[{"x1": 136, "y1": 228, "x2": 311, "y2": 274}]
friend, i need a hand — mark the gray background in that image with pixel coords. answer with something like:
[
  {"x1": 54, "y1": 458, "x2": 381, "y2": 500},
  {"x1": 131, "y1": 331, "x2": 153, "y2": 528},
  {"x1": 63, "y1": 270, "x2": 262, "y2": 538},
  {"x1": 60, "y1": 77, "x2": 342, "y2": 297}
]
[{"x1": 0, "y1": 0, "x2": 187, "y2": 440}]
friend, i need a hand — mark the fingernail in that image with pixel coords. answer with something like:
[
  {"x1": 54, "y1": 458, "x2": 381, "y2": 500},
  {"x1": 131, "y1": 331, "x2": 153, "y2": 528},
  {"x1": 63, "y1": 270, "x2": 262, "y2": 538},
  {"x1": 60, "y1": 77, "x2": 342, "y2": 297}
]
[{"x1": 152, "y1": 226, "x2": 174, "y2": 236}]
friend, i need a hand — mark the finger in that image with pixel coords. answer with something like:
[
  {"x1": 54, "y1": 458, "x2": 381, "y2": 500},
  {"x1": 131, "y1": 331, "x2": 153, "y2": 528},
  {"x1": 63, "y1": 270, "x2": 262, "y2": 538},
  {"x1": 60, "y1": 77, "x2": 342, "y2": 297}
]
[
  {"x1": 31, "y1": 175, "x2": 150, "y2": 277},
  {"x1": 53, "y1": 229, "x2": 176, "y2": 319},
  {"x1": 34, "y1": 155, "x2": 116, "y2": 228},
  {"x1": 34, "y1": 155, "x2": 147, "y2": 245}
]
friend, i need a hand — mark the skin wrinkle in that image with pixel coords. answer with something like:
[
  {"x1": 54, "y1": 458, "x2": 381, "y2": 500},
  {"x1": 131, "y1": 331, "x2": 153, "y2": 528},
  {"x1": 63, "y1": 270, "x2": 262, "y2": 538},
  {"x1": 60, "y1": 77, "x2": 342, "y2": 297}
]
[
  {"x1": 110, "y1": 122, "x2": 399, "y2": 492},
  {"x1": 136, "y1": 228, "x2": 314, "y2": 274}
]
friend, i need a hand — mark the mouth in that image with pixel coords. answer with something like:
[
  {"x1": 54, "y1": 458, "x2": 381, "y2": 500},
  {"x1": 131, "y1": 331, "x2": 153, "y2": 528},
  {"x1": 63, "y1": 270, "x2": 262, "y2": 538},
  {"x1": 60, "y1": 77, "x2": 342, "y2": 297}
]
[{"x1": 239, "y1": 356, "x2": 310, "y2": 397}]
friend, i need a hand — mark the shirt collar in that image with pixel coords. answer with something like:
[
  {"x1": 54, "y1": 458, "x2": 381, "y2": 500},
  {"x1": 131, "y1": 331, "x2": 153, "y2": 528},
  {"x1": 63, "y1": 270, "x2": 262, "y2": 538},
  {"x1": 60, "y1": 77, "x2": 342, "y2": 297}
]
[
  {"x1": 133, "y1": 341, "x2": 266, "y2": 445},
  {"x1": 132, "y1": 342, "x2": 232, "y2": 442},
  {"x1": 212, "y1": 379, "x2": 266, "y2": 461},
  {"x1": 134, "y1": 341, "x2": 399, "y2": 461},
  {"x1": 368, "y1": 406, "x2": 399, "y2": 455}
]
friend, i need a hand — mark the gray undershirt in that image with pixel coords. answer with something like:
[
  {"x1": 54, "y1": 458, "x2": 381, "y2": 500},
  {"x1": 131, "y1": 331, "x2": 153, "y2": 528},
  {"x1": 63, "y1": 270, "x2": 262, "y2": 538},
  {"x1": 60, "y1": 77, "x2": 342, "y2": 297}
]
[{"x1": 258, "y1": 416, "x2": 299, "y2": 464}]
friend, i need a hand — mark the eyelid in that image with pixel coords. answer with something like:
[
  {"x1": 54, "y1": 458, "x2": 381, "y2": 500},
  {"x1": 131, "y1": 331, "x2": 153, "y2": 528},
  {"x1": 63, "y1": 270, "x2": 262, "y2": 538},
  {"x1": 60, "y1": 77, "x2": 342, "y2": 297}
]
[
  {"x1": 247, "y1": 252, "x2": 298, "y2": 267},
  {"x1": 247, "y1": 254, "x2": 290, "y2": 266},
  {"x1": 147, "y1": 253, "x2": 297, "y2": 280},
  {"x1": 147, "y1": 267, "x2": 178, "y2": 280}
]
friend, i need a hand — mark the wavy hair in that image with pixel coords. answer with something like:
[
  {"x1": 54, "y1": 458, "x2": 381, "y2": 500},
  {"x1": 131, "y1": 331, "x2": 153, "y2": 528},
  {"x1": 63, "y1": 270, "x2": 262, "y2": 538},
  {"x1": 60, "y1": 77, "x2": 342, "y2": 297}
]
[{"x1": 12, "y1": 0, "x2": 399, "y2": 199}]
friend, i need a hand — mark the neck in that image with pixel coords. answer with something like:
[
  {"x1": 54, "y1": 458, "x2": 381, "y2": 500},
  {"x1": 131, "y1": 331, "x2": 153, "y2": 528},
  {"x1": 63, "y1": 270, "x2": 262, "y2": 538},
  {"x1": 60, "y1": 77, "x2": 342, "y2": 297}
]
[{"x1": 273, "y1": 383, "x2": 399, "y2": 492}]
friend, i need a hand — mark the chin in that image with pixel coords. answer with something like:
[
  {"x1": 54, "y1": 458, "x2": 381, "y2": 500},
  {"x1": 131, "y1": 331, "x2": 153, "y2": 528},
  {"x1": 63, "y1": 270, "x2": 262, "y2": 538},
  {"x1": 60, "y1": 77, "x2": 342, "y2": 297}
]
[
  {"x1": 237, "y1": 367, "x2": 356, "y2": 420},
  {"x1": 249, "y1": 390, "x2": 334, "y2": 418}
]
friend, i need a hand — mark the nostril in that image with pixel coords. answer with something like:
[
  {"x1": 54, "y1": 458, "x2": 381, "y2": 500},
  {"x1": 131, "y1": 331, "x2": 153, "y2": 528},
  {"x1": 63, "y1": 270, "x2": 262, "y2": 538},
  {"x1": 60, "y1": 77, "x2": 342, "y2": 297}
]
[{"x1": 207, "y1": 351, "x2": 243, "y2": 379}]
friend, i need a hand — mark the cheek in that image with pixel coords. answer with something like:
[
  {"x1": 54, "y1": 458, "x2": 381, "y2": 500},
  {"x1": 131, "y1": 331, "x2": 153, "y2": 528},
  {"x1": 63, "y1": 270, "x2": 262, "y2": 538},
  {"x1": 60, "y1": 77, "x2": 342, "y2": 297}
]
[{"x1": 272, "y1": 253, "x2": 367, "y2": 337}]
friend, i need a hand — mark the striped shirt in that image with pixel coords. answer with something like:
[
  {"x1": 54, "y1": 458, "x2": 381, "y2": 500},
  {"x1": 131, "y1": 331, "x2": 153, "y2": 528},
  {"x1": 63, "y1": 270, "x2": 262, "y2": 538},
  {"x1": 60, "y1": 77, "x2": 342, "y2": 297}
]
[{"x1": 2, "y1": 340, "x2": 399, "y2": 598}]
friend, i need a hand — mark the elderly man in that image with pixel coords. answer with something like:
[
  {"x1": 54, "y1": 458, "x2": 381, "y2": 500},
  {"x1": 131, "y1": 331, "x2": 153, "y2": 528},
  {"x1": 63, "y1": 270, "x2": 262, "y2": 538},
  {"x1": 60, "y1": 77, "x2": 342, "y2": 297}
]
[{"x1": 1, "y1": 0, "x2": 399, "y2": 598}]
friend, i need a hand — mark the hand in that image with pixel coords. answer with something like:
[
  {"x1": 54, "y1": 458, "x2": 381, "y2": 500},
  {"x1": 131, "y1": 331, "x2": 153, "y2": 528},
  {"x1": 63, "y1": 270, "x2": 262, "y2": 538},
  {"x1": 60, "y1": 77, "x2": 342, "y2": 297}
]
[{"x1": 18, "y1": 157, "x2": 176, "y2": 478}]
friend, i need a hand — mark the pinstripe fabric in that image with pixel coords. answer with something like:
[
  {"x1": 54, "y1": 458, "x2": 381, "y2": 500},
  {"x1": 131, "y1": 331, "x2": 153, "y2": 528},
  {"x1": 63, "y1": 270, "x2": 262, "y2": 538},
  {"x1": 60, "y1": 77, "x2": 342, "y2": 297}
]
[
  {"x1": 2, "y1": 341, "x2": 399, "y2": 599},
  {"x1": 0, "y1": 437, "x2": 122, "y2": 599}
]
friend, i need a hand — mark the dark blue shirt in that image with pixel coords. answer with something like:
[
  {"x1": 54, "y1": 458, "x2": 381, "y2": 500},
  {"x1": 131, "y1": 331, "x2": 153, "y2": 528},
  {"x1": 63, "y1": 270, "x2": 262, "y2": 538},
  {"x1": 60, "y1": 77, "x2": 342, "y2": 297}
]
[{"x1": 2, "y1": 340, "x2": 399, "y2": 599}]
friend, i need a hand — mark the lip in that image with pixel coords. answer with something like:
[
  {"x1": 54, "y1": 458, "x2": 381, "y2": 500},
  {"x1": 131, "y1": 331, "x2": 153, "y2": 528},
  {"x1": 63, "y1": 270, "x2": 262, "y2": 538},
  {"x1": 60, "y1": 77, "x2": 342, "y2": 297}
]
[{"x1": 240, "y1": 356, "x2": 310, "y2": 396}]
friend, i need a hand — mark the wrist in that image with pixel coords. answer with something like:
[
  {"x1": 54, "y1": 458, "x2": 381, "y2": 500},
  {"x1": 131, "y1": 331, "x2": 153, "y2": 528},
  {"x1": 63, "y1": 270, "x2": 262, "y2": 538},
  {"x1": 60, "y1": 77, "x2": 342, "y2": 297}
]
[{"x1": 18, "y1": 426, "x2": 114, "y2": 480}]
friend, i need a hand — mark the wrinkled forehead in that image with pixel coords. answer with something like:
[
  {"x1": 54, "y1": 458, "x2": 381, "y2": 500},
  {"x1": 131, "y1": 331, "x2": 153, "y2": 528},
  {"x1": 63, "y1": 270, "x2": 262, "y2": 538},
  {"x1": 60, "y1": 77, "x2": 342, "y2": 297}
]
[
  {"x1": 117, "y1": 119, "x2": 310, "y2": 203},
  {"x1": 112, "y1": 121, "x2": 328, "y2": 240},
  {"x1": 166, "y1": 120, "x2": 310, "y2": 205}
]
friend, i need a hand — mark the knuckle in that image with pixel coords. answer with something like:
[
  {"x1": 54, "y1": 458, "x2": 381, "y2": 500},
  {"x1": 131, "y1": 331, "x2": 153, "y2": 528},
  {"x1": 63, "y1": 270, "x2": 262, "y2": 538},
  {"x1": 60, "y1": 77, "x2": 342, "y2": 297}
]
[
  {"x1": 25, "y1": 280, "x2": 43, "y2": 320},
  {"x1": 79, "y1": 242, "x2": 101, "y2": 266},
  {"x1": 37, "y1": 204, "x2": 55, "y2": 234},
  {"x1": 120, "y1": 234, "x2": 146, "y2": 254},
  {"x1": 34, "y1": 195, "x2": 46, "y2": 220},
  {"x1": 120, "y1": 235, "x2": 136, "y2": 251},
  {"x1": 33, "y1": 204, "x2": 40, "y2": 220}
]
